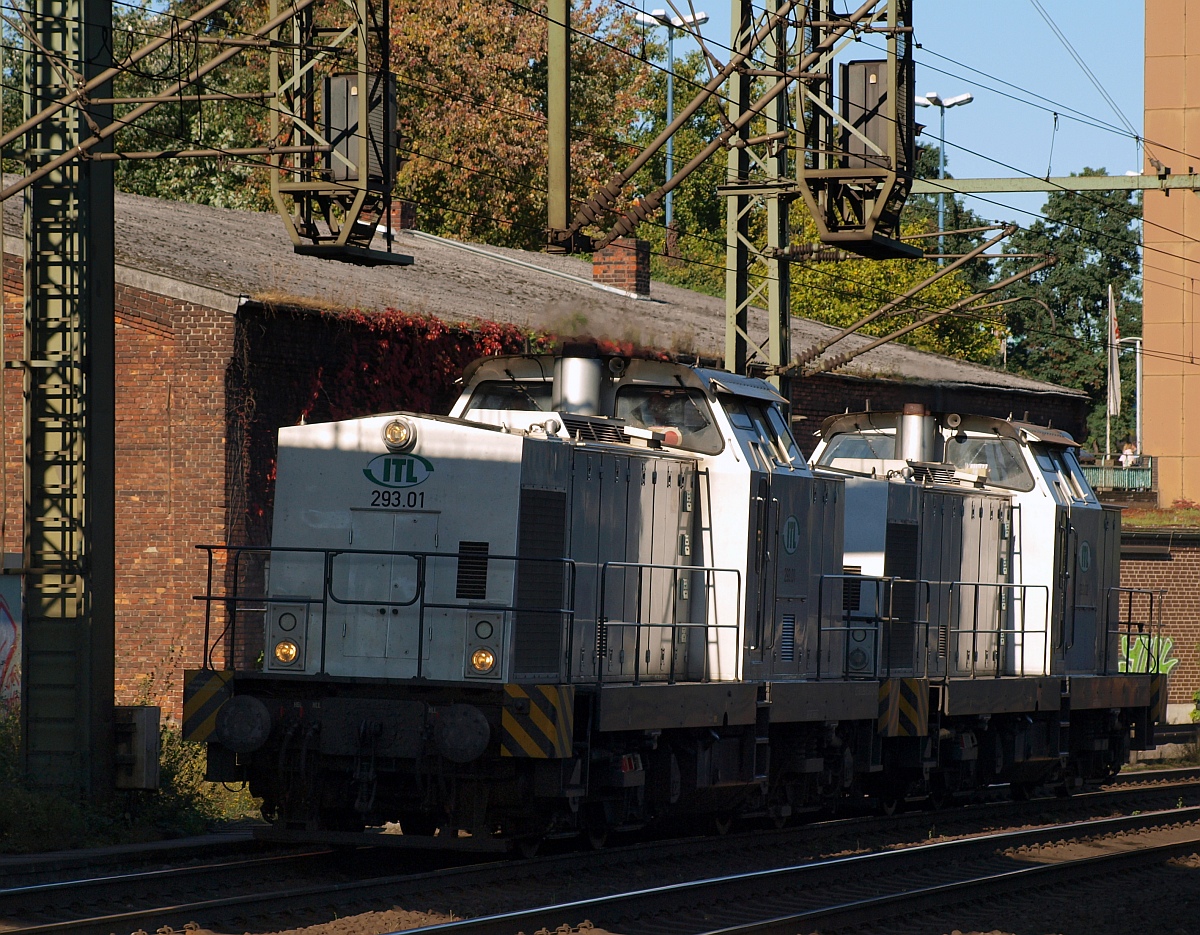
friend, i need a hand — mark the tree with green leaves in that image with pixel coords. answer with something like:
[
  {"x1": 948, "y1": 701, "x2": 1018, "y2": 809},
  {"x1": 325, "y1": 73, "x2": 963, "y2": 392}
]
[{"x1": 996, "y1": 169, "x2": 1141, "y2": 448}]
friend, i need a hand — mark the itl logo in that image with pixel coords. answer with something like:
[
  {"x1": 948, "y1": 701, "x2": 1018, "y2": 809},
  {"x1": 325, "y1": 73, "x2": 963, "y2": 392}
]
[
  {"x1": 782, "y1": 515, "x2": 801, "y2": 555},
  {"x1": 364, "y1": 453, "x2": 434, "y2": 488}
]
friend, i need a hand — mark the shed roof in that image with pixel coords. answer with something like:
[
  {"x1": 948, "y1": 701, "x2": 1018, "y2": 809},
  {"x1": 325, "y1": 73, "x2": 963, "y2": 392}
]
[{"x1": 4, "y1": 184, "x2": 1082, "y2": 398}]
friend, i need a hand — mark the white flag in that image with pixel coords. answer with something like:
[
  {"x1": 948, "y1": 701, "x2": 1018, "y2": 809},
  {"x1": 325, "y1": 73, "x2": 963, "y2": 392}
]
[{"x1": 1107, "y1": 284, "x2": 1121, "y2": 419}]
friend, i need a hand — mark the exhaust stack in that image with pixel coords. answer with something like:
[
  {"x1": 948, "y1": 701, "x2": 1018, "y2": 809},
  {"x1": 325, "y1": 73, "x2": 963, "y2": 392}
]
[
  {"x1": 552, "y1": 344, "x2": 603, "y2": 415},
  {"x1": 896, "y1": 402, "x2": 936, "y2": 462}
]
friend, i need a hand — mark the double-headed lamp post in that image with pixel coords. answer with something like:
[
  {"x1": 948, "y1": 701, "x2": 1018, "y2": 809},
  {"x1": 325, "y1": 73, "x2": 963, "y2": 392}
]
[
  {"x1": 635, "y1": 8, "x2": 709, "y2": 228},
  {"x1": 914, "y1": 91, "x2": 973, "y2": 254}
]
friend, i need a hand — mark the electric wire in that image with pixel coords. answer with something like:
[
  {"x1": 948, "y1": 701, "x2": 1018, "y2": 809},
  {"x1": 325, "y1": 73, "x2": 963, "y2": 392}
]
[{"x1": 0, "y1": 3, "x2": 1183, "y2": 371}]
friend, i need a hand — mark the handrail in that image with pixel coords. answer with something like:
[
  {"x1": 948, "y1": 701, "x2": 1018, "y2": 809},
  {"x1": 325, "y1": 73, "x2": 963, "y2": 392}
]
[
  {"x1": 193, "y1": 544, "x2": 576, "y2": 677},
  {"x1": 818, "y1": 574, "x2": 1052, "y2": 680},
  {"x1": 946, "y1": 580, "x2": 1051, "y2": 678},
  {"x1": 596, "y1": 560, "x2": 742, "y2": 685},
  {"x1": 1106, "y1": 586, "x2": 1168, "y2": 675},
  {"x1": 816, "y1": 574, "x2": 934, "y2": 680}
]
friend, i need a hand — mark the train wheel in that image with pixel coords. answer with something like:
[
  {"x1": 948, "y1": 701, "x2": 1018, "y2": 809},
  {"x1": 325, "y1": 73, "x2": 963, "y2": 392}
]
[{"x1": 1010, "y1": 782, "x2": 1033, "y2": 802}]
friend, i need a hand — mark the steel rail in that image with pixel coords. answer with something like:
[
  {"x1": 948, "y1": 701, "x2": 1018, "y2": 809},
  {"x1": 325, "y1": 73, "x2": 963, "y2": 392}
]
[
  {"x1": 0, "y1": 848, "x2": 331, "y2": 903},
  {"x1": 375, "y1": 807, "x2": 1200, "y2": 935},
  {"x1": 696, "y1": 838, "x2": 1200, "y2": 935},
  {"x1": 6, "y1": 787, "x2": 1200, "y2": 935}
]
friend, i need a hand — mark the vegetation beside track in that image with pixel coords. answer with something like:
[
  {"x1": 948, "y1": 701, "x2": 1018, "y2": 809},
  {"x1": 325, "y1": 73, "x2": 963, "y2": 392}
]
[{"x1": 0, "y1": 700, "x2": 259, "y2": 853}]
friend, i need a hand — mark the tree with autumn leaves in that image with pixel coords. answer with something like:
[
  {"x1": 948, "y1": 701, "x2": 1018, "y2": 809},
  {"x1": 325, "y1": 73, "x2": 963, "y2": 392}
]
[
  {"x1": 390, "y1": 0, "x2": 650, "y2": 246},
  {"x1": 4, "y1": 0, "x2": 1132, "y2": 375}
]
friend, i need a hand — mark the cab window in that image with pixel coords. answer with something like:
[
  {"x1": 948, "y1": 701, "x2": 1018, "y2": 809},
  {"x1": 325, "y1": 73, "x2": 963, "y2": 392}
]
[
  {"x1": 945, "y1": 435, "x2": 1035, "y2": 491},
  {"x1": 723, "y1": 397, "x2": 798, "y2": 467},
  {"x1": 1035, "y1": 447, "x2": 1090, "y2": 502},
  {"x1": 466, "y1": 380, "x2": 552, "y2": 411},
  {"x1": 817, "y1": 431, "x2": 895, "y2": 463},
  {"x1": 615, "y1": 386, "x2": 724, "y2": 454}
]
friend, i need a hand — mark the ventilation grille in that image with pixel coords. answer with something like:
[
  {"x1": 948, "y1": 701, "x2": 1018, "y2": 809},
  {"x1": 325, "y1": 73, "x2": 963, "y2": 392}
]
[
  {"x1": 780, "y1": 614, "x2": 796, "y2": 662},
  {"x1": 909, "y1": 462, "x2": 957, "y2": 485},
  {"x1": 562, "y1": 415, "x2": 628, "y2": 445},
  {"x1": 514, "y1": 488, "x2": 567, "y2": 677},
  {"x1": 884, "y1": 522, "x2": 920, "y2": 671},
  {"x1": 842, "y1": 565, "x2": 862, "y2": 612},
  {"x1": 456, "y1": 541, "x2": 489, "y2": 600}
]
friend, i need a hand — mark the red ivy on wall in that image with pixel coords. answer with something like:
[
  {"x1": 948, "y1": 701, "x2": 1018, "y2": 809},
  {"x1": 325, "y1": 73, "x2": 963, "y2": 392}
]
[{"x1": 228, "y1": 305, "x2": 675, "y2": 545}]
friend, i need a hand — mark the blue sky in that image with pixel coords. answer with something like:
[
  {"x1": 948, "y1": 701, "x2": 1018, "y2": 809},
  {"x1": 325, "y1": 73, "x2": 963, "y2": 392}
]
[{"x1": 642, "y1": 1, "x2": 1145, "y2": 224}]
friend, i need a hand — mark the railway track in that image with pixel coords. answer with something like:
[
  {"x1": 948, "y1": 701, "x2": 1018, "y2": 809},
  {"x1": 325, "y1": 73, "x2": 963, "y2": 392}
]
[
  {"x1": 3, "y1": 771, "x2": 1199, "y2": 935},
  {"x1": 392, "y1": 808, "x2": 1200, "y2": 935}
]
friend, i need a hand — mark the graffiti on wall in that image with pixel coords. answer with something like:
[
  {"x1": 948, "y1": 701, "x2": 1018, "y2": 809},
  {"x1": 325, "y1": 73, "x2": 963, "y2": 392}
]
[{"x1": 0, "y1": 577, "x2": 19, "y2": 701}]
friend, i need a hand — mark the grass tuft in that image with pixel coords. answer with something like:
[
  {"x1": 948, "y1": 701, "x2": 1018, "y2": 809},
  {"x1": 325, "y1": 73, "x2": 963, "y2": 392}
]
[{"x1": 0, "y1": 700, "x2": 259, "y2": 853}]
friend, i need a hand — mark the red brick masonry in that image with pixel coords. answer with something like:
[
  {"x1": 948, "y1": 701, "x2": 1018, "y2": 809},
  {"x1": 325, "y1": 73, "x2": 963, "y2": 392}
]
[{"x1": 592, "y1": 238, "x2": 650, "y2": 296}]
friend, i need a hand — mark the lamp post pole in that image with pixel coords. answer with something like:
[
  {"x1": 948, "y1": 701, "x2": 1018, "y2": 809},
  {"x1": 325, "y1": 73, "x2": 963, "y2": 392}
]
[
  {"x1": 636, "y1": 8, "x2": 708, "y2": 229},
  {"x1": 1120, "y1": 336, "x2": 1143, "y2": 456},
  {"x1": 915, "y1": 91, "x2": 973, "y2": 256},
  {"x1": 666, "y1": 22, "x2": 674, "y2": 226}
]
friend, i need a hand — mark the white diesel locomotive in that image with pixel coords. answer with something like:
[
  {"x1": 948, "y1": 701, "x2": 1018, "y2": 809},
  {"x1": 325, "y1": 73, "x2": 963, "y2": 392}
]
[{"x1": 185, "y1": 348, "x2": 1166, "y2": 842}]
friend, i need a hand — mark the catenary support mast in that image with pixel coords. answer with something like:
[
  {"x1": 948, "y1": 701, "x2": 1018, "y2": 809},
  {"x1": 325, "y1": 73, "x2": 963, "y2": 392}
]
[{"x1": 21, "y1": 0, "x2": 115, "y2": 794}]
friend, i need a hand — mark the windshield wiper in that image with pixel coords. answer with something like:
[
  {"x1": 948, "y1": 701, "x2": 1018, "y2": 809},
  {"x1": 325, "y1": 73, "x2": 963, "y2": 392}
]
[
  {"x1": 674, "y1": 375, "x2": 710, "y2": 426},
  {"x1": 504, "y1": 368, "x2": 543, "y2": 410}
]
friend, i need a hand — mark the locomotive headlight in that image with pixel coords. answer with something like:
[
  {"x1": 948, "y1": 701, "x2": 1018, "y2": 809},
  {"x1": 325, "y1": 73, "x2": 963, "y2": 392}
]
[
  {"x1": 274, "y1": 640, "x2": 299, "y2": 664},
  {"x1": 474, "y1": 620, "x2": 494, "y2": 640},
  {"x1": 470, "y1": 647, "x2": 496, "y2": 673},
  {"x1": 383, "y1": 418, "x2": 416, "y2": 451}
]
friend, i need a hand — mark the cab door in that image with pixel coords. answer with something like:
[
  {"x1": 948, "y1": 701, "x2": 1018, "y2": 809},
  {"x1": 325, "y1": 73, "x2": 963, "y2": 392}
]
[{"x1": 330, "y1": 509, "x2": 438, "y2": 676}]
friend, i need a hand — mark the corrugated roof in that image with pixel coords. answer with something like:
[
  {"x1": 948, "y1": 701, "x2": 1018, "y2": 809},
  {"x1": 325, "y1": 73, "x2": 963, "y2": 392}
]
[{"x1": 3, "y1": 183, "x2": 1081, "y2": 397}]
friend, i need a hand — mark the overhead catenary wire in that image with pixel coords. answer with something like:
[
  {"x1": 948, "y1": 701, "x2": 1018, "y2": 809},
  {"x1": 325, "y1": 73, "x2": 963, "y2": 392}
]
[
  {"x1": 0, "y1": 0, "x2": 1177, "y2": 368},
  {"x1": 65, "y1": 0, "x2": 1189, "y2": 274}
]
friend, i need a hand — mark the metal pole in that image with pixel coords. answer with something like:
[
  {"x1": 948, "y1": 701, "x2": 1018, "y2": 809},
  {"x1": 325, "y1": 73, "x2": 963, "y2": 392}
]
[
  {"x1": 22, "y1": 0, "x2": 115, "y2": 796},
  {"x1": 1136, "y1": 337, "x2": 1143, "y2": 455},
  {"x1": 665, "y1": 25, "x2": 674, "y2": 228},
  {"x1": 547, "y1": 0, "x2": 570, "y2": 242},
  {"x1": 937, "y1": 103, "x2": 945, "y2": 255}
]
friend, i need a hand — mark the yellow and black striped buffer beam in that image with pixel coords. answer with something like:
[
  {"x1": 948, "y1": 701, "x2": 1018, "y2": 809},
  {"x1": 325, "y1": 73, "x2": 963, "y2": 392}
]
[
  {"x1": 183, "y1": 669, "x2": 233, "y2": 743},
  {"x1": 501, "y1": 684, "x2": 575, "y2": 758},
  {"x1": 877, "y1": 678, "x2": 929, "y2": 737}
]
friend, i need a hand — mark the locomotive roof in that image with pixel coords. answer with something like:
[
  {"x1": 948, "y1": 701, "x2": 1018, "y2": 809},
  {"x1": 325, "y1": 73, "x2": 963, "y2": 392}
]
[
  {"x1": 461, "y1": 354, "x2": 787, "y2": 404},
  {"x1": 819, "y1": 410, "x2": 1080, "y2": 447}
]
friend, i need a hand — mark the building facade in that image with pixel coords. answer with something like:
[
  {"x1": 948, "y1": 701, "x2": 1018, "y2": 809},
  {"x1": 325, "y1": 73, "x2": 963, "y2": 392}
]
[{"x1": 1143, "y1": 2, "x2": 1200, "y2": 504}]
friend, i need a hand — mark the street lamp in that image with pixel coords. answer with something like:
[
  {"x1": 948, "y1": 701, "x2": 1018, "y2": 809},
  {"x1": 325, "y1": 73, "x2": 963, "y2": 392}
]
[
  {"x1": 635, "y1": 8, "x2": 709, "y2": 228},
  {"x1": 914, "y1": 90, "x2": 973, "y2": 254}
]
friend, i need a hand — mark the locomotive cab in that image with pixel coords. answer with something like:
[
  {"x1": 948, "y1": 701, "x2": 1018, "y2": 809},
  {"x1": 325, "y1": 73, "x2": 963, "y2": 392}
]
[{"x1": 811, "y1": 408, "x2": 1127, "y2": 678}]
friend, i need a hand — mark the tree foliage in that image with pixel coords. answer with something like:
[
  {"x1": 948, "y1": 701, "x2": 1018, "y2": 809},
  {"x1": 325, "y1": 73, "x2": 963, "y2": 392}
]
[
  {"x1": 996, "y1": 169, "x2": 1142, "y2": 446},
  {"x1": 392, "y1": 0, "x2": 652, "y2": 248},
  {"x1": 107, "y1": 0, "x2": 274, "y2": 210}
]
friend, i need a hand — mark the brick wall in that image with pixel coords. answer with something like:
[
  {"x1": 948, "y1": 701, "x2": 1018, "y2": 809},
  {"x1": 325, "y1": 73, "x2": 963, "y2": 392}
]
[
  {"x1": 790, "y1": 372, "x2": 1090, "y2": 457},
  {"x1": 1121, "y1": 531, "x2": 1200, "y2": 712},
  {"x1": 2, "y1": 254, "x2": 233, "y2": 722},
  {"x1": 592, "y1": 238, "x2": 650, "y2": 295}
]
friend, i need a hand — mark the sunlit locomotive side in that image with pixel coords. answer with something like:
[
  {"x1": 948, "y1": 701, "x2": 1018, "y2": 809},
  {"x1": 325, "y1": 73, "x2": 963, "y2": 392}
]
[
  {"x1": 184, "y1": 350, "x2": 1166, "y2": 841},
  {"x1": 811, "y1": 405, "x2": 1163, "y2": 798}
]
